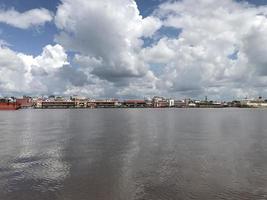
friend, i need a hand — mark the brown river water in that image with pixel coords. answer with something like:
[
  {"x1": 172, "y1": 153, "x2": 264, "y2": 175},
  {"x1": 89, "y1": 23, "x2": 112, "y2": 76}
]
[{"x1": 0, "y1": 108, "x2": 267, "y2": 200}]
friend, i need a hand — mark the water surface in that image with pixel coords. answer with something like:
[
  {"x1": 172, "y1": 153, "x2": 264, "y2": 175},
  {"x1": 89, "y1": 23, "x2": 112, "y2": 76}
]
[{"x1": 0, "y1": 109, "x2": 267, "y2": 200}]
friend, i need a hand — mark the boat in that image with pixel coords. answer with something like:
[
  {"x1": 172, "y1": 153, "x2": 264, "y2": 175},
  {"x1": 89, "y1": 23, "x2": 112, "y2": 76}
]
[{"x1": 0, "y1": 101, "x2": 20, "y2": 110}]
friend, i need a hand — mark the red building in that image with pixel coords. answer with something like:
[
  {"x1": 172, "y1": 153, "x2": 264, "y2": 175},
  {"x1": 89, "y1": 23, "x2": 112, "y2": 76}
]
[{"x1": 16, "y1": 97, "x2": 33, "y2": 108}]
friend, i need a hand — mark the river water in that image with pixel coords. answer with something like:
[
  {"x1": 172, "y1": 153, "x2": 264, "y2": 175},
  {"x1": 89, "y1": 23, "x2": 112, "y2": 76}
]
[{"x1": 0, "y1": 108, "x2": 267, "y2": 200}]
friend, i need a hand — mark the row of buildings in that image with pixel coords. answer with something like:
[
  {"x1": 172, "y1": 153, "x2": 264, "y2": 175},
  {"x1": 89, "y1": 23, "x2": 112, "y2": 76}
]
[
  {"x1": 34, "y1": 96, "x2": 230, "y2": 109},
  {"x1": 1, "y1": 95, "x2": 267, "y2": 110}
]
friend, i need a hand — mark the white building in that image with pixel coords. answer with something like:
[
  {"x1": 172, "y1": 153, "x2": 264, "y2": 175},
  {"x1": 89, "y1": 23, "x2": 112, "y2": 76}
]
[
  {"x1": 241, "y1": 97, "x2": 267, "y2": 108},
  {"x1": 169, "y1": 99, "x2": 175, "y2": 107}
]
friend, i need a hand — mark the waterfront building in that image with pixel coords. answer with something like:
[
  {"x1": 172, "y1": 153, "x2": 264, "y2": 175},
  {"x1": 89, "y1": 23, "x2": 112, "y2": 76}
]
[
  {"x1": 123, "y1": 100, "x2": 147, "y2": 108},
  {"x1": 71, "y1": 96, "x2": 89, "y2": 108},
  {"x1": 16, "y1": 96, "x2": 33, "y2": 108},
  {"x1": 188, "y1": 102, "x2": 197, "y2": 107},
  {"x1": 240, "y1": 97, "x2": 267, "y2": 108},
  {"x1": 4, "y1": 94, "x2": 267, "y2": 110},
  {"x1": 168, "y1": 99, "x2": 175, "y2": 107},
  {"x1": 229, "y1": 100, "x2": 241, "y2": 107},
  {"x1": 35, "y1": 100, "x2": 75, "y2": 109},
  {"x1": 195, "y1": 101, "x2": 223, "y2": 108},
  {"x1": 174, "y1": 100, "x2": 186, "y2": 108},
  {"x1": 91, "y1": 99, "x2": 120, "y2": 108},
  {"x1": 152, "y1": 96, "x2": 169, "y2": 108}
]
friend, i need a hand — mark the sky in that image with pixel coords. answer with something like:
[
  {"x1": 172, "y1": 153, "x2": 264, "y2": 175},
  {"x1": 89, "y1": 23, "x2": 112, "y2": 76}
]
[{"x1": 0, "y1": 0, "x2": 267, "y2": 100}]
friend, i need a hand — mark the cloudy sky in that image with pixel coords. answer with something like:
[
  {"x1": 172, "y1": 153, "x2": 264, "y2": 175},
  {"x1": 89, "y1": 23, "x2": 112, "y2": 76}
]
[{"x1": 0, "y1": 0, "x2": 267, "y2": 100}]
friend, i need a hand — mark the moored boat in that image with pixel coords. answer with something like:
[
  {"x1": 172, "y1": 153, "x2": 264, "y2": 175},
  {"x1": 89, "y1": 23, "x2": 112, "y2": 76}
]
[{"x1": 0, "y1": 101, "x2": 20, "y2": 110}]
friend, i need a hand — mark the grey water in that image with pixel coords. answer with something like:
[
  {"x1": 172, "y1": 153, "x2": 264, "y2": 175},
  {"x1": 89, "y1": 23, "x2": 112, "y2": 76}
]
[{"x1": 0, "y1": 108, "x2": 267, "y2": 200}]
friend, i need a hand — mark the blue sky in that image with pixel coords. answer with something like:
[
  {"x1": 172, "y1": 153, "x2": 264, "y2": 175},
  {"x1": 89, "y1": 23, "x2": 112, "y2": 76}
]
[
  {"x1": 1, "y1": 0, "x2": 267, "y2": 99},
  {"x1": 0, "y1": 0, "x2": 58, "y2": 55}
]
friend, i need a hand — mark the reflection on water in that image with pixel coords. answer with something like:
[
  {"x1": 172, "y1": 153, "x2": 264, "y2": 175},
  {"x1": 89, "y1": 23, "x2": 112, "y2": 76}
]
[{"x1": 0, "y1": 109, "x2": 267, "y2": 200}]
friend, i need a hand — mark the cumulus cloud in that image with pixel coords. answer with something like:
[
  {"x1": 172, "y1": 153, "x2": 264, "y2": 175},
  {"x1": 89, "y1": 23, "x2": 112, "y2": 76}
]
[
  {"x1": 0, "y1": 46, "x2": 28, "y2": 94},
  {"x1": 0, "y1": 8, "x2": 53, "y2": 29},
  {"x1": 56, "y1": 65, "x2": 89, "y2": 87},
  {"x1": 2, "y1": 0, "x2": 267, "y2": 99},
  {"x1": 0, "y1": 44, "x2": 90, "y2": 96},
  {"x1": 242, "y1": 20, "x2": 267, "y2": 76},
  {"x1": 52, "y1": 0, "x2": 267, "y2": 99},
  {"x1": 142, "y1": 0, "x2": 267, "y2": 99},
  {"x1": 54, "y1": 0, "x2": 160, "y2": 86}
]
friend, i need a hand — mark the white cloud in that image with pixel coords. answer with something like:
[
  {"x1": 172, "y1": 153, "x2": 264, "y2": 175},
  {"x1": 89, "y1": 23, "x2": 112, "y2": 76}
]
[
  {"x1": 34, "y1": 44, "x2": 69, "y2": 71},
  {"x1": 0, "y1": 44, "x2": 91, "y2": 96},
  {"x1": 53, "y1": 0, "x2": 267, "y2": 99},
  {"x1": 54, "y1": 0, "x2": 160, "y2": 85},
  {"x1": 141, "y1": 37, "x2": 176, "y2": 64},
  {"x1": 3, "y1": 0, "x2": 267, "y2": 99},
  {"x1": 143, "y1": 0, "x2": 267, "y2": 99},
  {"x1": 0, "y1": 8, "x2": 53, "y2": 29},
  {"x1": 0, "y1": 46, "x2": 28, "y2": 94}
]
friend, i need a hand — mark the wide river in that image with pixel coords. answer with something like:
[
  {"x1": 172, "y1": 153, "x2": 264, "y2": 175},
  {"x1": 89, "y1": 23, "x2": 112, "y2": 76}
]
[{"x1": 0, "y1": 109, "x2": 267, "y2": 200}]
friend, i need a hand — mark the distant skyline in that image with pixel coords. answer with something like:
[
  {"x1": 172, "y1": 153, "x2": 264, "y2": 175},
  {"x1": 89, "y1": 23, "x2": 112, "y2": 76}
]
[{"x1": 1, "y1": 0, "x2": 267, "y2": 100}]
